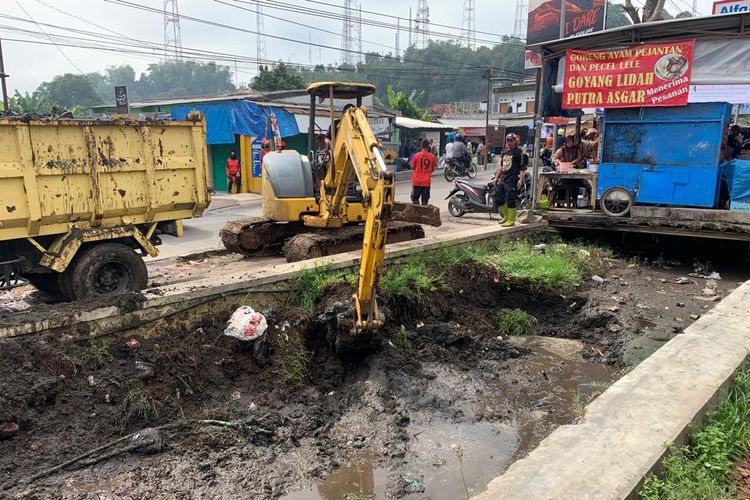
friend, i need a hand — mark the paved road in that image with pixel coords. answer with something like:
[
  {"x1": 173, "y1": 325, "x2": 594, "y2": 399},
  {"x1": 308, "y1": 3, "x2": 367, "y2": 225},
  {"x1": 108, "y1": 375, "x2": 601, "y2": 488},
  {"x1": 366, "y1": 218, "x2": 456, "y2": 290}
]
[{"x1": 152, "y1": 169, "x2": 499, "y2": 260}]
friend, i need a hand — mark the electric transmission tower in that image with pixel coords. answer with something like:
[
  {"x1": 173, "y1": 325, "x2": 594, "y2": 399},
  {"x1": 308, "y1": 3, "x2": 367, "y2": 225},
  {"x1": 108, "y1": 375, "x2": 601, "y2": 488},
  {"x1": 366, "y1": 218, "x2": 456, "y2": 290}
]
[
  {"x1": 341, "y1": 0, "x2": 359, "y2": 66},
  {"x1": 513, "y1": 0, "x2": 528, "y2": 39},
  {"x1": 460, "y1": 0, "x2": 476, "y2": 49},
  {"x1": 414, "y1": 0, "x2": 430, "y2": 49},
  {"x1": 256, "y1": 2, "x2": 267, "y2": 64},
  {"x1": 163, "y1": 0, "x2": 183, "y2": 61}
]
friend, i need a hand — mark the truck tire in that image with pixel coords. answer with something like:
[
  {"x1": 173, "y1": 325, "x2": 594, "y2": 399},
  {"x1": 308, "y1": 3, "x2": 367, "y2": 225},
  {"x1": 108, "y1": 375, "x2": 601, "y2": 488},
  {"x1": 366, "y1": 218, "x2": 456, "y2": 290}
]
[
  {"x1": 26, "y1": 273, "x2": 62, "y2": 296},
  {"x1": 59, "y1": 243, "x2": 148, "y2": 301}
]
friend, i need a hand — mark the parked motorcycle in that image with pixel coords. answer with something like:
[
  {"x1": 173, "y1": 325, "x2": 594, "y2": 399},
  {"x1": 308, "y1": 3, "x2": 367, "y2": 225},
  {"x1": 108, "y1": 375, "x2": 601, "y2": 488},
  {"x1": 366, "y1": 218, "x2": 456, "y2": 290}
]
[
  {"x1": 446, "y1": 171, "x2": 533, "y2": 218},
  {"x1": 445, "y1": 178, "x2": 497, "y2": 218},
  {"x1": 443, "y1": 156, "x2": 478, "y2": 182}
]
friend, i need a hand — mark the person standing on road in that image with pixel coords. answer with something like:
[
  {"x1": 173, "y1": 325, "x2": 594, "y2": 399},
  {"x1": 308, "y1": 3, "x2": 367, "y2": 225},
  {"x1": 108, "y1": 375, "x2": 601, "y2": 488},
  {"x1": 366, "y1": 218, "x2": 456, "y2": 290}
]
[
  {"x1": 476, "y1": 140, "x2": 485, "y2": 166},
  {"x1": 410, "y1": 139, "x2": 437, "y2": 205},
  {"x1": 226, "y1": 150, "x2": 241, "y2": 194},
  {"x1": 493, "y1": 134, "x2": 526, "y2": 227}
]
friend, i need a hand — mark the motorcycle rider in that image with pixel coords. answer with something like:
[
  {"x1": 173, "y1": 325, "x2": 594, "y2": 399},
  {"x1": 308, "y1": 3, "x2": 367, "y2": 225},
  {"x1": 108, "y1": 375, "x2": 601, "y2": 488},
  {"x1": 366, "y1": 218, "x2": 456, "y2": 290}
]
[
  {"x1": 492, "y1": 133, "x2": 526, "y2": 227},
  {"x1": 451, "y1": 134, "x2": 470, "y2": 173}
]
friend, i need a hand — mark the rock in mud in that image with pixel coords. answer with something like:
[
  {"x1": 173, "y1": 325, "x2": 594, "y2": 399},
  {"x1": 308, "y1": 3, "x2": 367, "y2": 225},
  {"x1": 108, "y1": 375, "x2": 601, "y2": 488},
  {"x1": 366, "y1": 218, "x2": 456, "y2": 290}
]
[
  {"x1": 130, "y1": 427, "x2": 164, "y2": 454},
  {"x1": 1, "y1": 421, "x2": 19, "y2": 439}
]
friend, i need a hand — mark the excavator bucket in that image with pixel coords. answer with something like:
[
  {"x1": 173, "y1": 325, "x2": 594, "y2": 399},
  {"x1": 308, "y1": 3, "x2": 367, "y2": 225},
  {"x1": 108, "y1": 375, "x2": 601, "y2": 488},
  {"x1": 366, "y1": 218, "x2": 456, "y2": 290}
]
[{"x1": 391, "y1": 202, "x2": 442, "y2": 227}]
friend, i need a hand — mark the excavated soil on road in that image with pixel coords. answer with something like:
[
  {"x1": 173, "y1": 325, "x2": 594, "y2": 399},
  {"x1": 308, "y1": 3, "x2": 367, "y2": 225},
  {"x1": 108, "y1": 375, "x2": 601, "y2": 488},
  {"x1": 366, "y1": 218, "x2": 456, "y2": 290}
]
[{"x1": 1, "y1": 254, "x2": 742, "y2": 499}]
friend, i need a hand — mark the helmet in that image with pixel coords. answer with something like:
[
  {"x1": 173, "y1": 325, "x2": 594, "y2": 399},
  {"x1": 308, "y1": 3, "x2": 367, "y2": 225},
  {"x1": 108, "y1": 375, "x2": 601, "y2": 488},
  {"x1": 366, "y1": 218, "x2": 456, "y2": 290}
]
[
  {"x1": 557, "y1": 128, "x2": 566, "y2": 136},
  {"x1": 261, "y1": 138, "x2": 270, "y2": 146},
  {"x1": 505, "y1": 133, "x2": 518, "y2": 141},
  {"x1": 277, "y1": 139, "x2": 286, "y2": 149}
]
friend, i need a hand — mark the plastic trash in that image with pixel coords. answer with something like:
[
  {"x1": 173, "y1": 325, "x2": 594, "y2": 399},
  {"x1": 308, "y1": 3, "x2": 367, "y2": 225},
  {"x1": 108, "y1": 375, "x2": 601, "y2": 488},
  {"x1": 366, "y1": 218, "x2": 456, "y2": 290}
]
[
  {"x1": 591, "y1": 275, "x2": 605, "y2": 287},
  {"x1": 224, "y1": 306, "x2": 268, "y2": 341},
  {"x1": 708, "y1": 272, "x2": 722, "y2": 280}
]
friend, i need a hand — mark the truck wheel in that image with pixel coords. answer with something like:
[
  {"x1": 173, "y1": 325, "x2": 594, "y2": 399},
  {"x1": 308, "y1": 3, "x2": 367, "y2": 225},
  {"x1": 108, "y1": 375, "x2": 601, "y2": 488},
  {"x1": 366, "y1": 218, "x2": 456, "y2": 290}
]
[
  {"x1": 59, "y1": 243, "x2": 148, "y2": 300},
  {"x1": 26, "y1": 273, "x2": 62, "y2": 296}
]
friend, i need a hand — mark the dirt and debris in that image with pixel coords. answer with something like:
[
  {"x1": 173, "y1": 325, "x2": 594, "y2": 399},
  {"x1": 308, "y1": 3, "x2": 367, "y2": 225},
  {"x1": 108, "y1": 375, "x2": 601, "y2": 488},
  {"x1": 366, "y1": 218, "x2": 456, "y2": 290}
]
[{"x1": 0, "y1": 246, "x2": 747, "y2": 499}]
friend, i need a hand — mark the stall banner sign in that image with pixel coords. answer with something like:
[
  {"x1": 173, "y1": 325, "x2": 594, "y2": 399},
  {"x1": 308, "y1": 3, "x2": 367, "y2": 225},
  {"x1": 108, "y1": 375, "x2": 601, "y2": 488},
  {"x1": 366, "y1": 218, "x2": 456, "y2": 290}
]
[
  {"x1": 712, "y1": 0, "x2": 750, "y2": 14},
  {"x1": 563, "y1": 40, "x2": 695, "y2": 109},
  {"x1": 251, "y1": 136, "x2": 262, "y2": 177},
  {"x1": 527, "y1": 0, "x2": 606, "y2": 46}
]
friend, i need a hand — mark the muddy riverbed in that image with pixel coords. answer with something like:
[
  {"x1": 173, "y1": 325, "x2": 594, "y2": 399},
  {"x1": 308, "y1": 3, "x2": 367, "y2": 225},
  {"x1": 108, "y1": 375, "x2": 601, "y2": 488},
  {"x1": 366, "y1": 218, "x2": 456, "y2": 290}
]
[{"x1": 1, "y1": 246, "x2": 746, "y2": 499}]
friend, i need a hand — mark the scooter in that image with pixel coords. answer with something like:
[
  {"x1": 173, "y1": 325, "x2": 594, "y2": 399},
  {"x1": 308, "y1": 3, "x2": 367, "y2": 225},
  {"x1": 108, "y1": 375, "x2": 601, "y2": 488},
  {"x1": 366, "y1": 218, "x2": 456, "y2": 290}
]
[
  {"x1": 445, "y1": 178, "x2": 497, "y2": 218},
  {"x1": 443, "y1": 156, "x2": 478, "y2": 182}
]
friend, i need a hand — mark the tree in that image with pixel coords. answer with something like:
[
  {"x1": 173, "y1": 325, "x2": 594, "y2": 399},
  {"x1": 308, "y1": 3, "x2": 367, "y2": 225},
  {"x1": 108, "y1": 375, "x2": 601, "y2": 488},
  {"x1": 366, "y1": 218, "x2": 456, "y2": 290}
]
[
  {"x1": 606, "y1": 2, "x2": 633, "y2": 29},
  {"x1": 37, "y1": 74, "x2": 104, "y2": 108},
  {"x1": 7, "y1": 90, "x2": 52, "y2": 114},
  {"x1": 623, "y1": 0, "x2": 666, "y2": 23},
  {"x1": 250, "y1": 63, "x2": 306, "y2": 92},
  {"x1": 385, "y1": 85, "x2": 430, "y2": 120},
  {"x1": 137, "y1": 61, "x2": 235, "y2": 99}
]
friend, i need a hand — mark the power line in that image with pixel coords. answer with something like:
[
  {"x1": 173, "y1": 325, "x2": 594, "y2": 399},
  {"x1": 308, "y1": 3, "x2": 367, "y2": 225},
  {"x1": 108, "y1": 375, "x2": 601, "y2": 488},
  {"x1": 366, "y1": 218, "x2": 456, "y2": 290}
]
[
  {"x1": 12, "y1": 0, "x2": 110, "y2": 100},
  {"x1": 106, "y1": 0, "x2": 512, "y2": 71}
]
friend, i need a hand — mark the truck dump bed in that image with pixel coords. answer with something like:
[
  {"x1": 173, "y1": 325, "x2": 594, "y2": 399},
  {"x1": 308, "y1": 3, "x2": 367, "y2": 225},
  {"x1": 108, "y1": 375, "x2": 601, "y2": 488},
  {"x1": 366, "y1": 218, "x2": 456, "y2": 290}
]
[{"x1": 0, "y1": 118, "x2": 210, "y2": 242}]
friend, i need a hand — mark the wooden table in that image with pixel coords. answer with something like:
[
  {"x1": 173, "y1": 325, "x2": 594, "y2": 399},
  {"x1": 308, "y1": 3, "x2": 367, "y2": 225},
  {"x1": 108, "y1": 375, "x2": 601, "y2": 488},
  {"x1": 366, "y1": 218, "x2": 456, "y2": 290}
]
[{"x1": 536, "y1": 171, "x2": 598, "y2": 212}]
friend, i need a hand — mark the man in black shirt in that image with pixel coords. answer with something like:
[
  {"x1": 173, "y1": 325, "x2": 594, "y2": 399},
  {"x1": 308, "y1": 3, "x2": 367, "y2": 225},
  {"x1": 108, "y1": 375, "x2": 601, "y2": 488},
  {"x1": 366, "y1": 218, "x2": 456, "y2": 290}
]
[
  {"x1": 493, "y1": 134, "x2": 526, "y2": 227},
  {"x1": 728, "y1": 125, "x2": 742, "y2": 160}
]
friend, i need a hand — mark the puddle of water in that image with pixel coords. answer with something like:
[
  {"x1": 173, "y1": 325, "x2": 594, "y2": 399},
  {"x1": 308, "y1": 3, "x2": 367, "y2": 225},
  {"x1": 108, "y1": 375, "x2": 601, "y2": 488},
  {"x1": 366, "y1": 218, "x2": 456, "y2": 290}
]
[
  {"x1": 284, "y1": 336, "x2": 614, "y2": 500},
  {"x1": 282, "y1": 421, "x2": 516, "y2": 500}
]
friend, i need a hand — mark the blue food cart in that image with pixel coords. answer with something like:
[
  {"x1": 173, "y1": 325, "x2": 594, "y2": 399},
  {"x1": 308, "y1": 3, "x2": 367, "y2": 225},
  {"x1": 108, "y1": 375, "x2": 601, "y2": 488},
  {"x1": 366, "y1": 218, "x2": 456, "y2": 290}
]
[{"x1": 597, "y1": 102, "x2": 750, "y2": 216}]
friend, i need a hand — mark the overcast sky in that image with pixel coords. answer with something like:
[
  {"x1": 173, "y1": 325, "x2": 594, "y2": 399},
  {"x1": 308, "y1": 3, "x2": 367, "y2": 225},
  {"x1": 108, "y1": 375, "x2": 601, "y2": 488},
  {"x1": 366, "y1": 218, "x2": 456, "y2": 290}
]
[{"x1": 0, "y1": 0, "x2": 720, "y2": 94}]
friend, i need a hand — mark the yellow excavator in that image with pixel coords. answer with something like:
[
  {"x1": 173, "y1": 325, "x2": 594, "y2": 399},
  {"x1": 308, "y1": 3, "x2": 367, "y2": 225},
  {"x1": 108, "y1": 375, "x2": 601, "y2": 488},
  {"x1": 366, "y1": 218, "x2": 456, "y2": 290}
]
[{"x1": 221, "y1": 82, "x2": 440, "y2": 331}]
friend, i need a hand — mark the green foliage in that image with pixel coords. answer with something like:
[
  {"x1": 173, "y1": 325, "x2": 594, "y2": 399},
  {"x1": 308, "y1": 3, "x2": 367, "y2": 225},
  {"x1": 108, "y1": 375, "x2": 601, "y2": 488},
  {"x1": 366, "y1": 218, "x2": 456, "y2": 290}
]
[
  {"x1": 124, "y1": 388, "x2": 159, "y2": 422},
  {"x1": 486, "y1": 242, "x2": 584, "y2": 292},
  {"x1": 386, "y1": 85, "x2": 430, "y2": 120},
  {"x1": 393, "y1": 325, "x2": 412, "y2": 349},
  {"x1": 137, "y1": 61, "x2": 235, "y2": 99},
  {"x1": 251, "y1": 63, "x2": 307, "y2": 92},
  {"x1": 37, "y1": 73, "x2": 104, "y2": 108},
  {"x1": 84, "y1": 338, "x2": 113, "y2": 367},
  {"x1": 605, "y1": 2, "x2": 633, "y2": 29},
  {"x1": 273, "y1": 332, "x2": 311, "y2": 384},
  {"x1": 496, "y1": 308, "x2": 536, "y2": 337},
  {"x1": 380, "y1": 255, "x2": 441, "y2": 303},
  {"x1": 8, "y1": 90, "x2": 53, "y2": 114},
  {"x1": 640, "y1": 366, "x2": 750, "y2": 499},
  {"x1": 296, "y1": 266, "x2": 352, "y2": 312}
]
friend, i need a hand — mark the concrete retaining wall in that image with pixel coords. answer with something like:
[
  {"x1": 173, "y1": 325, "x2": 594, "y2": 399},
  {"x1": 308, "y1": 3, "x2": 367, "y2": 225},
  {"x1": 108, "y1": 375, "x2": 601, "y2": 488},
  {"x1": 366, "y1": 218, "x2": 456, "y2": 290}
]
[
  {"x1": 474, "y1": 280, "x2": 750, "y2": 500},
  {"x1": 0, "y1": 223, "x2": 542, "y2": 339}
]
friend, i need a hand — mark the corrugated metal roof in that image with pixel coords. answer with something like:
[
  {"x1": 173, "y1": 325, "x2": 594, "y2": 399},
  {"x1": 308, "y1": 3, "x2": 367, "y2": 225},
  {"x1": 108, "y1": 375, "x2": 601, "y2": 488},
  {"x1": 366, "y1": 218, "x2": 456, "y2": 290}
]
[
  {"x1": 437, "y1": 118, "x2": 488, "y2": 129},
  {"x1": 529, "y1": 12, "x2": 750, "y2": 56},
  {"x1": 500, "y1": 116, "x2": 535, "y2": 128},
  {"x1": 393, "y1": 116, "x2": 452, "y2": 130}
]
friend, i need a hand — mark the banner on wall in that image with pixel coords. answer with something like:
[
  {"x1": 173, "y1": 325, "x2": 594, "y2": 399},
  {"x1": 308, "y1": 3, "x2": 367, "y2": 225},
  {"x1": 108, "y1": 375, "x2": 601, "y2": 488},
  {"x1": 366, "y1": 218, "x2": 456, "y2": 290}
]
[
  {"x1": 563, "y1": 40, "x2": 696, "y2": 109},
  {"x1": 251, "y1": 137, "x2": 262, "y2": 177},
  {"x1": 527, "y1": 0, "x2": 606, "y2": 46}
]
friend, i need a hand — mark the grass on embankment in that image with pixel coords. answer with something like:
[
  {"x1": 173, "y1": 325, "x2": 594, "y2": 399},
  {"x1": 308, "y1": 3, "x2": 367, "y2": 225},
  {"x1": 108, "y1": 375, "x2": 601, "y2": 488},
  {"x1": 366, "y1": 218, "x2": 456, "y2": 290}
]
[
  {"x1": 640, "y1": 365, "x2": 750, "y2": 500},
  {"x1": 294, "y1": 237, "x2": 610, "y2": 311}
]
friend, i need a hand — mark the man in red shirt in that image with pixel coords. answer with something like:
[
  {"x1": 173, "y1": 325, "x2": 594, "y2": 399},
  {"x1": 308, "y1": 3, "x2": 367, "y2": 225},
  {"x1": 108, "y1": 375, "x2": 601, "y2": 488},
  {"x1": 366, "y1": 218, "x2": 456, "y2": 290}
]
[
  {"x1": 226, "y1": 150, "x2": 241, "y2": 194},
  {"x1": 409, "y1": 138, "x2": 437, "y2": 205}
]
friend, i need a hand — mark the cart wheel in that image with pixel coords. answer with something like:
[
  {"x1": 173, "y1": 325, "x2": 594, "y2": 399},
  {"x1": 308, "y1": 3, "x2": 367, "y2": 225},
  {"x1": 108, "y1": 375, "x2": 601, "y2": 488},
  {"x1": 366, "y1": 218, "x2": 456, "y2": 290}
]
[{"x1": 600, "y1": 187, "x2": 633, "y2": 217}]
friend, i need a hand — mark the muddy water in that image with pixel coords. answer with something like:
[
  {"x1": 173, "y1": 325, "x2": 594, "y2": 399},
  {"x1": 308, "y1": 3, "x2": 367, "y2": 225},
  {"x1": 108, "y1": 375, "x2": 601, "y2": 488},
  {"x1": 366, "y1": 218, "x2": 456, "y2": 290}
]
[{"x1": 282, "y1": 337, "x2": 614, "y2": 500}]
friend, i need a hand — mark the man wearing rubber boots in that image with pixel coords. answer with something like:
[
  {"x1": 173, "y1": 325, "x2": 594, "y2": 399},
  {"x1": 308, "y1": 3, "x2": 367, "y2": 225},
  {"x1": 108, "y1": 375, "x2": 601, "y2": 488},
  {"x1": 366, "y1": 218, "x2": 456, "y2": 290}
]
[{"x1": 492, "y1": 134, "x2": 526, "y2": 227}]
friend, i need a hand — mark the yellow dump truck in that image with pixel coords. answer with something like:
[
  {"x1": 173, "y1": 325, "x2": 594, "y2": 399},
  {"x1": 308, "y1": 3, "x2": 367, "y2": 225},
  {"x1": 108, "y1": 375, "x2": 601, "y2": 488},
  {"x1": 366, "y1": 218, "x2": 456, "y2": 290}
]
[{"x1": 0, "y1": 116, "x2": 210, "y2": 300}]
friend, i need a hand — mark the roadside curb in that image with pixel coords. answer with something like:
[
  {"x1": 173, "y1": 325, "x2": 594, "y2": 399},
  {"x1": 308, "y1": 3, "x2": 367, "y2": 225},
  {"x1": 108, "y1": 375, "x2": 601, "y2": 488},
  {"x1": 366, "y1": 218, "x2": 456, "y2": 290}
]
[{"x1": 473, "y1": 279, "x2": 750, "y2": 500}]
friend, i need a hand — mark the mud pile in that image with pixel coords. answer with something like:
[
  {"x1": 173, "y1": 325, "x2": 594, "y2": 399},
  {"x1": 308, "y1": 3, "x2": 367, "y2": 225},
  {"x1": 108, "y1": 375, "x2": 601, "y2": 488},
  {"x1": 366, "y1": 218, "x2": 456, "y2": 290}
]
[{"x1": 1, "y1": 250, "x2": 736, "y2": 499}]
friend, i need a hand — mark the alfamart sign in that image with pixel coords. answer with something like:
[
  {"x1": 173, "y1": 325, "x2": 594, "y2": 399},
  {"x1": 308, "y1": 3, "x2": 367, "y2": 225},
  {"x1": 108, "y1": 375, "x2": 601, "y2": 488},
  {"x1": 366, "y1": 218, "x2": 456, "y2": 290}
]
[{"x1": 713, "y1": 0, "x2": 750, "y2": 14}]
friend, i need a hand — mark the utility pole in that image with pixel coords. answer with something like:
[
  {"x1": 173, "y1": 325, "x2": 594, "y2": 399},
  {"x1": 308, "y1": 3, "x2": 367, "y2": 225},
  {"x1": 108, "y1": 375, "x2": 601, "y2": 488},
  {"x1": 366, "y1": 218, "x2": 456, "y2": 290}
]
[
  {"x1": 256, "y1": 2, "x2": 267, "y2": 64},
  {"x1": 0, "y1": 38, "x2": 9, "y2": 115},
  {"x1": 460, "y1": 0, "x2": 476, "y2": 49},
  {"x1": 408, "y1": 7, "x2": 413, "y2": 48},
  {"x1": 163, "y1": 0, "x2": 184, "y2": 61},
  {"x1": 395, "y1": 19, "x2": 400, "y2": 58},
  {"x1": 559, "y1": 0, "x2": 567, "y2": 39},
  {"x1": 483, "y1": 67, "x2": 492, "y2": 170}
]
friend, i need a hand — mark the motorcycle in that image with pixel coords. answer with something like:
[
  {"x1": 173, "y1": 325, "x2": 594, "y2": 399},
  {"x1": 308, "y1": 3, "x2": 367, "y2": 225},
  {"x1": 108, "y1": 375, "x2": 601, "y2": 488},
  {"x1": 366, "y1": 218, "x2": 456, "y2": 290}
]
[
  {"x1": 445, "y1": 178, "x2": 497, "y2": 218},
  {"x1": 442, "y1": 156, "x2": 478, "y2": 182},
  {"x1": 446, "y1": 171, "x2": 534, "y2": 218}
]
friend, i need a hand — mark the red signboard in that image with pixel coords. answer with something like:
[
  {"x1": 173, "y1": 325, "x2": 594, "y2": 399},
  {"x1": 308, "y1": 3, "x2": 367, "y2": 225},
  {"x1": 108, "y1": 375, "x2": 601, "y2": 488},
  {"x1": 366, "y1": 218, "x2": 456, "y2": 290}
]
[{"x1": 563, "y1": 40, "x2": 695, "y2": 109}]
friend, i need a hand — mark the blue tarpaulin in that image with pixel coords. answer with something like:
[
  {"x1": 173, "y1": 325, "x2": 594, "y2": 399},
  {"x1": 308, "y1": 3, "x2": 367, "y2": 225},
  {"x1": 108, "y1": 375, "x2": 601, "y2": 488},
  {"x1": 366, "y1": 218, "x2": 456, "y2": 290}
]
[
  {"x1": 723, "y1": 160, "x2": 750, "y2": 202},
  {"x1": 170, "y1": 100, "x2": 299, "y2": 144}
]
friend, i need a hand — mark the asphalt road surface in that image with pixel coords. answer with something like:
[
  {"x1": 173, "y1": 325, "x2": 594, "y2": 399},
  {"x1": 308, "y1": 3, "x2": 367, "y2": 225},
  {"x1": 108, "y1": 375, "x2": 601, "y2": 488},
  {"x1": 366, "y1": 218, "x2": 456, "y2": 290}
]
[{"x1": 152, "y1": 169, "x2": 500, "y2": 260}]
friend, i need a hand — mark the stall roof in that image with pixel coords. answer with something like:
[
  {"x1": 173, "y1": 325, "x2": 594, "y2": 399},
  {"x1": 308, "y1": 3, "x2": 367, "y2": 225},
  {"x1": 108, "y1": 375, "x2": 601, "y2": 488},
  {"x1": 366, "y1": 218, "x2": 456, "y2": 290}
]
[
  {"x1": 437, "y1": 118, "x2": 487, "y2": 129},
  {"x1": 499, "y1": 114, "x2": 535, "y2": 128},
  {"x1": 393, "y1": 116, "x2": 452, "y2": 130},
  {"x1": 528, "y1": 12, "x2": 750, "y2": 56}
]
